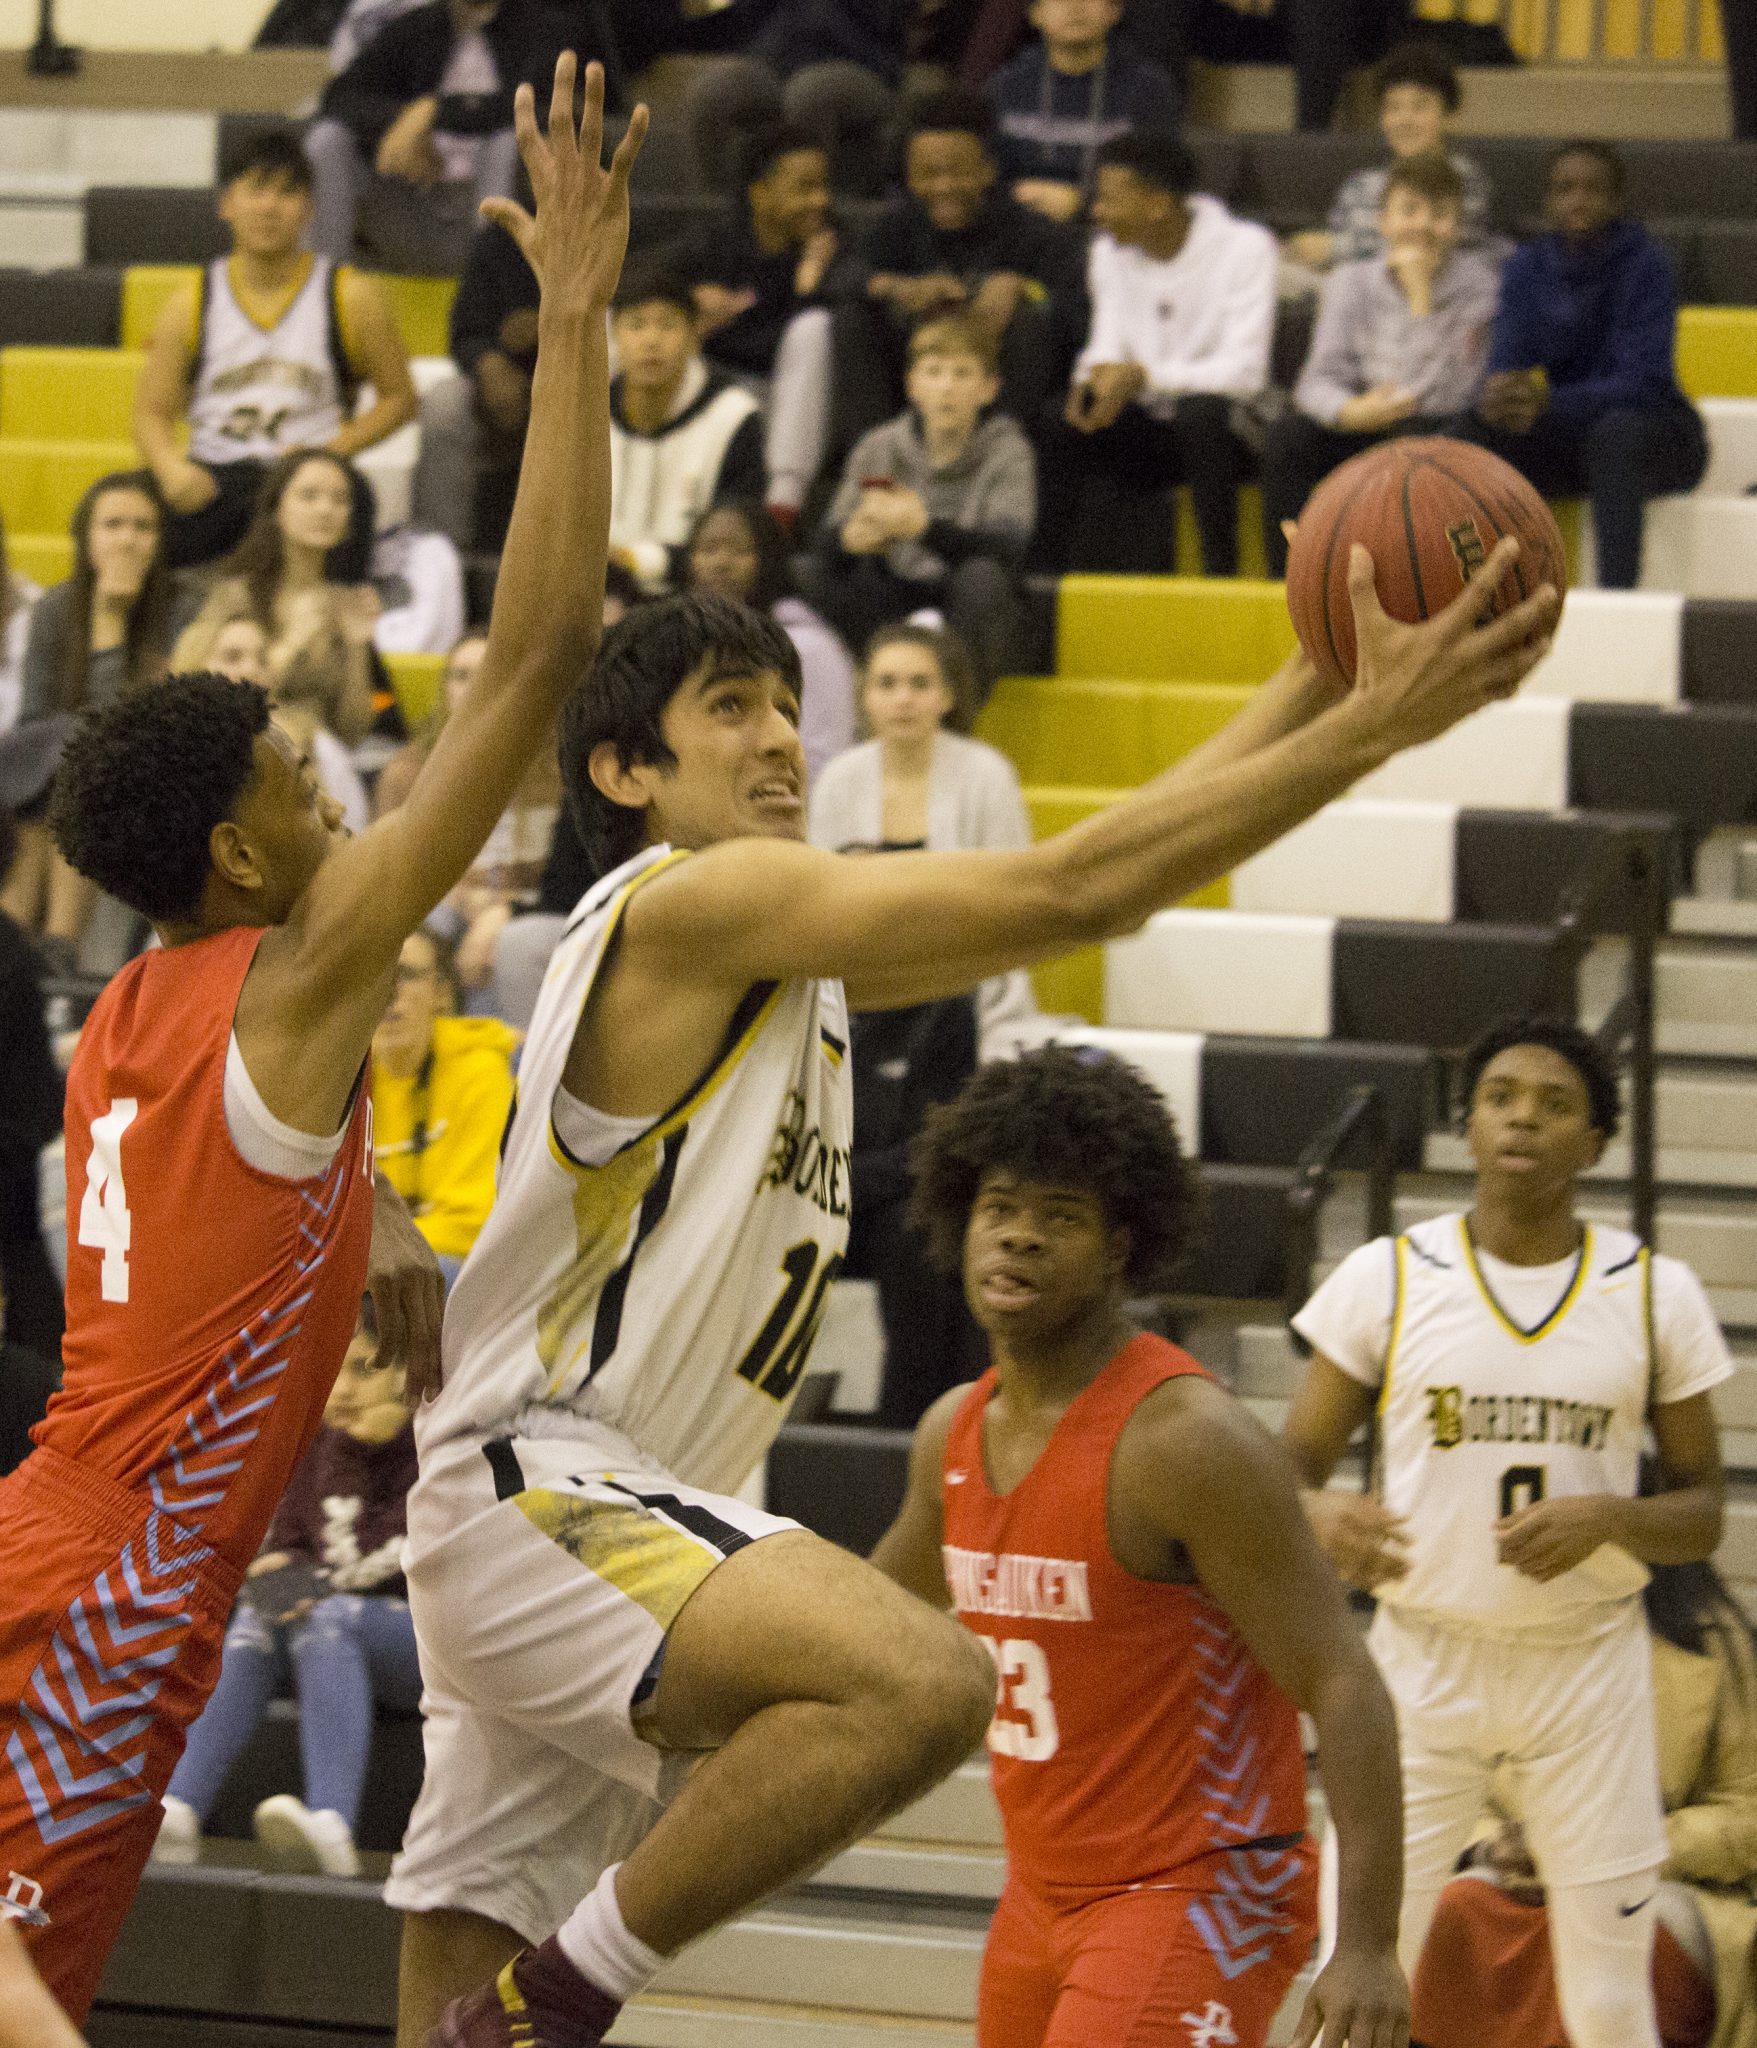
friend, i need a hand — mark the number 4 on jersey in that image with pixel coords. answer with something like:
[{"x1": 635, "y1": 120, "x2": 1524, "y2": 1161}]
[{"x1": 79, "y1": 1098, "x2": 139, "y2": 1303}]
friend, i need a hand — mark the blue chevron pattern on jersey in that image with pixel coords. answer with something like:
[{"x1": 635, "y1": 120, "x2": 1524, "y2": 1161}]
[
  {"x1": 1190, "y1": 1605, "x2": 1275, "y2": 1845},
  {"x1": 1186, "y1": 1840, "x2": 1309, "y2": 1982},
  {"x1": 6, "y1": 1175, "x2": 345, "y2": 1847}
]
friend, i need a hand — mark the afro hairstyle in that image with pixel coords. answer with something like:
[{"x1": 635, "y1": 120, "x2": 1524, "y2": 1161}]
[
  {"x1": 51, "y1": 672, "x2": 271, "y2": 924},
  {"x1": 1457, "y1": 1014, "x2": 1622, "y2": 1139},
  {"x1": 908, "y1": 1044, "x2": 1199, "y2": 1294}
]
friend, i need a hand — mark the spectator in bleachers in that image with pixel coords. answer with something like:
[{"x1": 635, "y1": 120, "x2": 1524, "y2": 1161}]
[
  {"x1": 410, "y1": 200, "x2": 538, "y2": 554},
  {"x1": 807, "y1": 313, "x2": 1034, "y2": 697},
  {"x1": 0, "y1": 806, "x2": 63, "y2": 1368},
  {"x1": 986, "y1": 0, "x2": 1180, "y2": 223},
  {"x1": 134, "y1": 130, "x2": 415, "y2": 573},
  {"x1": 1287, "y1": 41, "x2": 1493, "y2": 272},
  {"x1": 1044, "y1": 128, "x2": 1275, "y2": 577},
  {"x1": 1262, "y1": 153, "x2": 1501, "y2": 574},
  {"x1": 808, "y1": 621, "x2": 1033, "y2": 1421},
  {"x1": 0, "y1": 473, "x2": 175, "y2": 971},
  {"x1": 684, "y1": 500, "x2": 858, "y2": 779},
  {"x1": 841, "y1": 85, "x2": 1083, "y2": 441},
  {"x1": 190, "y1": 450, "x2": 384, "y2": 745},
  {"x1": 370, "y1": 928, "x2": 518, "y2": 1272},
  {"x1": 607, "y1": 265, "x2": 767, "y2": 595},
  {"x1": 1409, "y1": 1553, "x2": 1757, "y2": 2048},
  {"x1": 305, "y1": 0, "x2": 587, "y2": 273},
  {"x1": 1458, "y1": 139, "x2": 1709, "y2": 591},
  {"x1": 670, "y1": 123, "x2": 855, "y2": 521},
  {"x1": 155, "y1": 1312, "x2": 420, "y2": 1879},
  {"x1": 685, "y1": 0, "x2": 907, "y2": 199},
  {"x1": 0, "y1": 518, "x2": 41, "y2": 739}
]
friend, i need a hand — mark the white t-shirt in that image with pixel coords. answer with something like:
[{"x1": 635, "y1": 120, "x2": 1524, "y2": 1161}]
[{"x1": 1295, "y1": 1212, "x2": 1733, "y2": 1637}]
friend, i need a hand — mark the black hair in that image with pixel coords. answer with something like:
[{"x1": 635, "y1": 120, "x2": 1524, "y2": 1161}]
[
  {"x1": 908, "y1": 1046, "x2": 1199, "y2": 1294},
  {"x1": 220, "y1": 126, "x2": 314, "y2": 193},
  {"x1": 59, "y1": 470, "x2": 176, "y2": 713},
  {"x1": 612, "y1": 257, "x2": 699, "y2": 318},
  {"x1": 51, "y1": 672, "x2": 272, "y2": 924},
  {"x1": 558, "y1": 592, "x2": 802, "y2": 877},
  {"x1": 1094, "y1": 128, "x2": 1197, "y2": 199},
  {"x1": 905, "y1": 85, "x2": 995, "y2": 146},
  {"x1": 1457, "y1": 1015, "x2": 1622, "y2": 1140},
  {"x1": 686, "y1": 499, "x2": 792, "y2": 613},
  {"x1": 1548, "y1": 137, "x2": 1627, "y2": 198},
  {"x1": 603, "y1": 559, "x2": 645, "y2": 616},
  {"x1": 1374, "y1": 39, "x2": 1463, "y2": 113},
  {"x1": 739, "y1": 120, "x2": 824, "y2": 191}
]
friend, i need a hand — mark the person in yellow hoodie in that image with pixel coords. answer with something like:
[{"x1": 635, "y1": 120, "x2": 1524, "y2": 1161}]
[
  {"x1": 1411, "y1": 1549, "x2": 1757, "y2": 2048},
  {"x1": 372, "y1": 928, "x2": 518, "y2": 1282}
]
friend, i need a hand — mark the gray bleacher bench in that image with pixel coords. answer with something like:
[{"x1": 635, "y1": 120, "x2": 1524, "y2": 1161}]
[{"x1": 0, "y1": 266, "x2": 122, "y2": 348}]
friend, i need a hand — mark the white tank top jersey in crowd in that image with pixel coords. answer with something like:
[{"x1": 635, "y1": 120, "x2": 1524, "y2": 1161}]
[
  {"x1": 421, "y1": 843, "x2": 855, "y2": 1497},
  {"x1": 186, "y1": 255, "x2": 352, "y2": 466},
  {"x1": 1295, "y1": 1213, "x2": 1733, "y2": 1640}
]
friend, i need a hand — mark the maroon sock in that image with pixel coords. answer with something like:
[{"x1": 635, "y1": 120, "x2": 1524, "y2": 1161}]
[{"x1": 512, "y1": 1936, "x2": 623, "y2": 2042}]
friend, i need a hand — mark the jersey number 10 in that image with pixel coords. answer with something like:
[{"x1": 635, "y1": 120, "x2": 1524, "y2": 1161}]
[
  {"x1": 735, "y1": 1240, "x2": 845, "y2": 1402},
  {"x1": 78, "y1": 1098, "x2": 139, "y2": 1304}
]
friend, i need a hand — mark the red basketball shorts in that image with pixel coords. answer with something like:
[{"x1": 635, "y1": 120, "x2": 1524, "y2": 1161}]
[
  {"x1": 981, "y1": 1840, "x2": 1318, "y2": 2048},
  {"x1": 0, "y1": 1451, "x2": 236, "y2": 2022}
]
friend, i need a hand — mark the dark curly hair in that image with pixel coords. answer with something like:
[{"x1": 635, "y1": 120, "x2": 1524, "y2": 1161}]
[
  {"x1": 559, "y1": 591, "x2": 801, "y2": 878},
  {"x1": 51, "y1": 673, "x2": 271, "y2": 923},
  {"x1": 908, "y1": 1046, "x2": 1199, "y2": 1294},
  {"x1": 1375, "y1": 39, "x2": 1462, "y2": 112},
  {"x1": 1458, "y1": 1015, "x2": 1621, "y2": 1139}
]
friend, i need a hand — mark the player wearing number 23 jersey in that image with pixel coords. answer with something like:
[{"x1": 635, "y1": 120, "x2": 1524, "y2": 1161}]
[{"x1": 874, "y1": 1050, "x2": 1412, "y2": 2048}]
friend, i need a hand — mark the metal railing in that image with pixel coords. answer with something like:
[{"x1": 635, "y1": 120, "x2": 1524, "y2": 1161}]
[
  {"x1": 1414, "y1": 0, "x2": 1724, "y2": 62},
  {"x1": 1283, "y1": 1085, "x2": 1396, "y2": 1331}
]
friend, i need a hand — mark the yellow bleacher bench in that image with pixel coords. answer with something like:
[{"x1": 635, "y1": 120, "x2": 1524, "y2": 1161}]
[
  {"x1": 122, "y1": 264, "x2": 456, "y2": 365},
  {"x1": 0, "y1": 349, "x2": 146, "y2": 446},
  {"x1": 8, "y1": 534, "x2": 73, "y2": 586},
  {"x1": 1678, "y1": 307, "x2": 1757, "y2": 402},
  {"x1": 382, "y1": 650, "x2": 445, "y2": 729},
  {"x1": 0, "y1": 439, "x2": 140, "y2": 540}
]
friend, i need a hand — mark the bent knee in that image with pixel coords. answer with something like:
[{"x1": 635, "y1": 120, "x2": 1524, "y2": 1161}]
[{"x1": 877, "y1": 1615, "x2": 996, "y2": 1769}]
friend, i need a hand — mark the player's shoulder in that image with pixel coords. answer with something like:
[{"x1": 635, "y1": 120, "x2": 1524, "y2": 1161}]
[{"x1": 916, "y1": 1379, "x2": 985, "y2": 1474}]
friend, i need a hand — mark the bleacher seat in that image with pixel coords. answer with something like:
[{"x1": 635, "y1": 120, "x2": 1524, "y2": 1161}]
[
  {"x1": 1452, "y1": 808, "x2": 1682, "y2": 928},
  {"x1": 978, "y1": 676, "x2": 1253, "y2": 787},
  {"x1": 1524, "y1": 587, "x2": 1683, "y2": 703},
  {"x1": 1568, "y1": 701, "x2": 1757, "y2": 826},
  {"x1": 1682, "y1": 598, "x2": 1757, "y2": 704},
  {"x1": 1057, "y1": 575, "x2": 1295, "y2": 683},
  {"x1": 0, "y1": 266, "x2": 121, "y2": 349},
  {"x1": 1637, "y1": 496, "x2": 1757, "y2": 597},
  {"x1": 0, "y1": 346, "x2": 143, "y2": 444},
  {"x1": 1231, "y1": 799, "x2": 1458, "y2": 923},
  {"x1": 1698, "y1": 399, "x2": 1757, "y2": 496},
  {"x1": 382, "y1": 650, "x2": 444, "y2": 727},
  {"x1": 120, "y1": 262, "x2": 197, "y2": 350},
  {"x1": 0, "y1": 438, "x2": 138, "y2": 537},
  {"x1": 1330, "y1": 919, "x2": 1570, "y2": 1045},
  {"x1": 1677, "y1": 307, "x2": 1757, "y2": 400},
  {"x1": 1355, "y1": 696, "x2": 1571, "y2": 808},
  {"x1": 1199, "y1": 1036, "x2": 1437, "y2": 1170},
  {"x1": 1693, "y1": 221, "x2": 1757, "y2": 307},
  {"x1": 85, "y1": 185, "x2": 225, "y2": 267},
  {"x1": 1108, "y1": 910, "x2": 1335, "y2": 1038},
  {"x1": 8, "y1": 534, "x2": 72, "y2": 584}
]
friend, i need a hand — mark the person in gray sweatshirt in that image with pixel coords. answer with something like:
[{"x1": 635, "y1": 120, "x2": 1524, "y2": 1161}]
[
  {"x1": 804, "y1": 311, "x2": 1035, "y2": 701},
  {"x1": 1262, "y1": 153, "x2": 1503, "y2": 574}
]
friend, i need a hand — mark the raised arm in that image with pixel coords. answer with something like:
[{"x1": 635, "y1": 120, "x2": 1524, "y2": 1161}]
[
  {"x1": 626, "y1": 540, "x2": 1559, "y2": 1011},
  {"x1": 241, "y1": 58, "x2": 645, "y2": 1126},
  {"x1": 328, "y1": 270, "x2": 417, "y2": 456}
]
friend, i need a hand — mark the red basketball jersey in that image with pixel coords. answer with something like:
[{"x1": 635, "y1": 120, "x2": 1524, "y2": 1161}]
[
  {"x1": 40, "y1": 924, "x2": 375, "y2": 1572},
  {"x1": 942, "y1": 1333, "x2": 1308, "y2": 1894}
]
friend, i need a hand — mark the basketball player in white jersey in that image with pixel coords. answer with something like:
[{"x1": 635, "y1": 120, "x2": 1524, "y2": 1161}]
[
  {"x1": 386, "y1": 536, "x2": 1561, "y2": 2040},
  {"x1": 134, "y1": 129, "x2": 416, "y2": 569},
  {"x1": 1284, "y1": 1016, "x2": 1732, "y2": 2048}
]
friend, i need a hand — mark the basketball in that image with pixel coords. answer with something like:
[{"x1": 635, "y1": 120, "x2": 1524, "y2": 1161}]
[{"x1": 1284, "y1": 437, "x2": 1569, "y2": 691}]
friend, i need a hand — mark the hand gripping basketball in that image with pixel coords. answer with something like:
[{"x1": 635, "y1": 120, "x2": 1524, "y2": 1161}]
[
  {"x1": 1345, "y1": 536, "x2": 1560, "y2": 755},
  {"x1": 478, "y1": 54, "x2": 648, "y2": 317}
]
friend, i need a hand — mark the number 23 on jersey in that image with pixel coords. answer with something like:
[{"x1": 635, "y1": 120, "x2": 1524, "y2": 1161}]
[{"x1": 981, "y1": 1635, "x2": 1060, "y2": 1761}]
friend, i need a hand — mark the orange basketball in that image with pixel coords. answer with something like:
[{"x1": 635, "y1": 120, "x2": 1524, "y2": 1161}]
[{"x1": 1284, "y1": 436, "x2": 1568, "y2": 691}]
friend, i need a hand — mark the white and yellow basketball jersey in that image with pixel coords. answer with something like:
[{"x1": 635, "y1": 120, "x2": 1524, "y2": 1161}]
[
  {"x1": 421, "y1": 844, "x2": 854, "y2": 1497},
  {"x1": 187, "y1": 255, "x2": 350, "y2": 466},
  {"x1": 1304, "y1": 1213, "x2": 1690, "y2": 1638}
]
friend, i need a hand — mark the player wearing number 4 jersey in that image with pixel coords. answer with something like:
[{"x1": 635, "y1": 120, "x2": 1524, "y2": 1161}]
[
  {"x1": 873, "y1": 1050, "x2": 1410, "y2": 2048},
  {"x1": 386, "y1": 382, "x2": 1558, "y2": 2047},
  {"x1": 0, "y1": 57, "x2": 645, "y2": 2028},
  {"x1": 1285, "y1": 1017, "x2": 1733, "y2": 2048}
]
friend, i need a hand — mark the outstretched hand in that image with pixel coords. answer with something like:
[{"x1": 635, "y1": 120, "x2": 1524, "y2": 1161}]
[
  {"x1": 479, "y1": 54, "x2": 649, "y2": 317},
  {"x1": 1290, "y1": 1940, "x2": 1410, "y2": 2048},
  {"x1": 1345, "y1": 535, "x2": 1560, "y2": 755}
]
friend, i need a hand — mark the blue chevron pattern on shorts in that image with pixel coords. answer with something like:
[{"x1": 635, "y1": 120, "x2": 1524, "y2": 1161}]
[
  {"x1": 1186, "y1": 1840, "x2": 1308, "y2": 1982},
  {"x1": 6, "y1": 1174, "x2": 345, "y2": 1847}
]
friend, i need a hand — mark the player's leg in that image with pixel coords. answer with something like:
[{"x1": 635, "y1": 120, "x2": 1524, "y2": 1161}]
[
  {"x1": 398, "y1": 1911, "x2": 523, "y2": 2048},
  {"x1": 977, "y1": 1877, "x2": 1063, "y2": 2048},
  {"x1": 611, "y1": 1525, "x2": 996, "y2": 1951},
  {"x1": 1545, "y1": 1873, "x2": 1663, "y2": 2048}
]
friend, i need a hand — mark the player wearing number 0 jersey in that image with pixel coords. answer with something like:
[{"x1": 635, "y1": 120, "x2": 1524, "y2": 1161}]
[
  {"x1": 874, "y1": 1050, "x2": 1412, "y2": 2048},
  {"x1": 389, "y1": 469, "x2": 1560, "y2": 2048},
  {"x1": 1286, "y1": 1017, "x2": 1732, "y2": 2048},
  {"x1": 0, "y1": 58, "x2": 645, "y2": 2027}
]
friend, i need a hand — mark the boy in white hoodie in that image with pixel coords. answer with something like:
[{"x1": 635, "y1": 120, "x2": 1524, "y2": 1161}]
[{"x1": 1050, "y1": 127, "x2": 1276, "y2": 576}]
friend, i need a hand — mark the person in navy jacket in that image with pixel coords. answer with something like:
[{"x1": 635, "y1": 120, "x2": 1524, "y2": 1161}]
[{"x1": 1458, "y1": 140, "x2": 1706, "y2": 590}]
